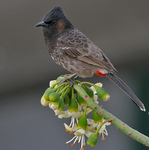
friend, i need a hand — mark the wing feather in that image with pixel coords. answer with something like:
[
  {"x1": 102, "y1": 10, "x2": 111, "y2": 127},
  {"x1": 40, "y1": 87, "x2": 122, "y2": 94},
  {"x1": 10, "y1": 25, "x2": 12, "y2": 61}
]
[{"x1": 57, "y1": 29, "x2": 117, "y2": 73}]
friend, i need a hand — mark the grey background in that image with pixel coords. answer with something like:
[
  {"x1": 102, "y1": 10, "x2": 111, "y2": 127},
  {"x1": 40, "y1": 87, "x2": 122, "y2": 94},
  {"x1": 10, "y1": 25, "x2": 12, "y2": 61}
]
[{"x1": 0, "y1": 0, "x2": 149, "y2": 150}]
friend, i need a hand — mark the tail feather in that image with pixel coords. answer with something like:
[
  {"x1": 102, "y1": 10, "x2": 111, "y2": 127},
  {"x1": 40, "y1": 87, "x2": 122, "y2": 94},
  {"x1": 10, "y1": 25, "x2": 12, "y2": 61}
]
[{"x1": 106, "y1": 73, "x2": 146, "y2": 111}]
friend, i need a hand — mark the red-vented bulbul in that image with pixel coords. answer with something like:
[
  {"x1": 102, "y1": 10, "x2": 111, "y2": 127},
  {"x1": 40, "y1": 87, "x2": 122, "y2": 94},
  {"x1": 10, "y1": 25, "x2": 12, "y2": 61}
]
[{"x1": 36, "y1": 6, "x2": 145, "y2": 111}]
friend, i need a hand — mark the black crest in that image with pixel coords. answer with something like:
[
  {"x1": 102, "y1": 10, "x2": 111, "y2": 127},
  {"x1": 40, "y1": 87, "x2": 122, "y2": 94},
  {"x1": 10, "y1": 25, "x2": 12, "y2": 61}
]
[{"x1": 42, "y1": 6, "x2": 67, "y2": 23}]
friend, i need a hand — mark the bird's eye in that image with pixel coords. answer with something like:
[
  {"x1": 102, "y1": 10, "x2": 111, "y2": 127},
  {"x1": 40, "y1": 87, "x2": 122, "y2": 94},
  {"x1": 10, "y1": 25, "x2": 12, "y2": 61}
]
[
  {"x1": 51, "y1": 20, "x2": 56, "y2": 25},
  {"x1": 45, "y1": 20, "x2": 56, "y2": 25}
]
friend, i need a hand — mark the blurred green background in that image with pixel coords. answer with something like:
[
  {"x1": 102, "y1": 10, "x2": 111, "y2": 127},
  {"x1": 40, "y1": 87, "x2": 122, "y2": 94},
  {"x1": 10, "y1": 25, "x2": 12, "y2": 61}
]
[{"x1": 0, "y1": 0, "x2": 149, "y2": 150}]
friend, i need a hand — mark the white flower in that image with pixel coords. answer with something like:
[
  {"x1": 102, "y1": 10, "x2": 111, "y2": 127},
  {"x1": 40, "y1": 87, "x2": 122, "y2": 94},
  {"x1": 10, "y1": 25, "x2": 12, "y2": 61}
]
[
  {"x1": 41, "y1": 79, "x2": 111, "y2": 148},
  {"x1": 90, "y1": 83, "x2": 103, "y2": 93},
  {"x1": 54, "y1": 110, "x2": 72, "y2": 118},
  {"x1": 49, "y1": 80, "x2": 57, "y2": 87},
  {"x1": 41, "y1": 95, "x2": 50, "y2": 106},
  {"x1": 49, "y1": 102, "x2": 59, "y2": 110},
  {"x1": 65, "y1": 126, "x2": 94, "y2": 150},
  {"x1": 97, "y1": 119, "x2": 111, "y2": 138},
  {"x1": 88, "y1": 118, "x2": 111, "y2": 141},
  {"x1": 93, "y1": 95, "x2": 99, "y2": 104},
  {"x1": 64, "y1": 123, "x2": 78, "y2": 133},
  {"x1": 95, "y1": 83, "x2": 103, "y2": 87}
]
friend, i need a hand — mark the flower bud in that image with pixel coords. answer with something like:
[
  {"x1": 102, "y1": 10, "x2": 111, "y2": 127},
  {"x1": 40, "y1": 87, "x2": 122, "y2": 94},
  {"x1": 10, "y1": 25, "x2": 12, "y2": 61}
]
[
  {"x1": 94, "y1": 86, "x2": 110, "y2": 101},
  {"x1": 49, "y1": 80, "x2": 57, "y2": 87},
  {"x1": 58, "y1": 98, "x2": 65, "y2": 111},
  {"x1": 49, "y1": 100, "x2": 60, "y2": 110},
  {"x1": 41, "y1": 95, "x2": 50, "y2": 106},
  {"x1": 87, "y1": 132, "x2": 98, "y2": 147},
  {"x1": 68, "y1": 98, "x2": 78, "y2": 113},
  {"x1": 66, "y1": 87, "x2": 72, "y2": 97},
  {"x1": 56, "y1": 76, "x2": 65, "y2": 82},
  {"x1": 77, "y1": 113, "x2": 87, "y2": 130},
  {"x1": 76, "y1": 92, "x2": 86, "y2": 105},
  {"x1": 64, "y1": 94, "x2": 70, "y2": 106},
  {"x1": 92, "y1": 110, "x2": 103, "y2": 123},
  {"x1": 68, "y1": 89, "x2": 78, "y2": 113},
  {"x1": 44, "y1": 88, "x2": 55, "y2": 101},
  {"x1": 82, "y1": 84, "x2": 94, "y2": 98},
  {"x1": 49, "y1": 92, "x2": 60, "y2": 102}
]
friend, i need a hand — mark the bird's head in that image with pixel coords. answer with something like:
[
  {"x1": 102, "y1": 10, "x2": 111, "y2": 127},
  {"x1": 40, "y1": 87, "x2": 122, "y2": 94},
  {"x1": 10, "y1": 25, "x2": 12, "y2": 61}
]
[{"x1": 36, "y1": 6, "x2": 73, "y2": 35}]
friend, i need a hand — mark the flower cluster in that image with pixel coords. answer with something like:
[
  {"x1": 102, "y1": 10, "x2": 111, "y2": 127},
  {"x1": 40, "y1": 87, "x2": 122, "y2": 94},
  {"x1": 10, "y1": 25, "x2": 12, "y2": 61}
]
[{"x1": 41, "y1": 75, "x2": 111, "y2": 150}]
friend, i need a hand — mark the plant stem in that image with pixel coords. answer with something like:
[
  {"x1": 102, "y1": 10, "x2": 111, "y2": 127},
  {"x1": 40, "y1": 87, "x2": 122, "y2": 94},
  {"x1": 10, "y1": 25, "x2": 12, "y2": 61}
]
[{"x1": 74, "y1": 84, "x2": 149, "y2": 147}]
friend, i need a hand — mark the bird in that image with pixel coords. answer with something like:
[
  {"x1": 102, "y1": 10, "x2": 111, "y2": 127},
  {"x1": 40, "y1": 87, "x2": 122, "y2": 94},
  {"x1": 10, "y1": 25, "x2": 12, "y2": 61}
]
[{"x1": 36, "y1": 6, "x2": 145, "y2": 111}]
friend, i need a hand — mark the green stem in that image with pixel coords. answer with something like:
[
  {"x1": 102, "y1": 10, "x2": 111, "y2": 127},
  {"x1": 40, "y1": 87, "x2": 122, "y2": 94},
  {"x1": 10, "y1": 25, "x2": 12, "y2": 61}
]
[
  {"x1": 50, "y1": 82, "x2": 59, "y2": 89},
  {"x1": 74, "y1": 84, "x2": 149, "y2": 147},
  {"x1": 63, "y1": 87, "x2": 71, "y2": 96},
  {"x1": 55, "y1": 82, "x2": 69, "y2": 91},
  {"x1": 71, "y1": 87, "x2": 74, "y2": 98},
  {"x1": 96, "y1": 120, "x2": 111, "y2": 133},
  {"x1": 81, "y1": 81, "x2": 95, "y2": 86},
  {"x1": 74, "y1": 80, "x2": 81, "y2": 84},
  {"x1": 84, "y1": 106, "x2": 87, "y2": 114},
  {"x1": 60, "y1": 87, "x2": 71, "y2": 100},
  {"x1": 59, "y1": 85, "x2": 70, "y2": 94}
]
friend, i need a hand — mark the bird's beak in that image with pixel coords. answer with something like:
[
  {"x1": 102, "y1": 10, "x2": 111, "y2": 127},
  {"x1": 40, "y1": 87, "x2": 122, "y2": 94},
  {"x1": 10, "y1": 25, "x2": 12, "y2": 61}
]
[{"x1": 35, "y1": 21, "x2": 46, "y2": 27}]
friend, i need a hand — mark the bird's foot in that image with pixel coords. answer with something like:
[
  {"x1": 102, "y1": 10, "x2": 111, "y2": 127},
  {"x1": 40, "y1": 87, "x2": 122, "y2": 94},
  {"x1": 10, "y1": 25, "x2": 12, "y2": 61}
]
[{"x1": 58, "y1": 73, "x2": 78, "y2": 87}]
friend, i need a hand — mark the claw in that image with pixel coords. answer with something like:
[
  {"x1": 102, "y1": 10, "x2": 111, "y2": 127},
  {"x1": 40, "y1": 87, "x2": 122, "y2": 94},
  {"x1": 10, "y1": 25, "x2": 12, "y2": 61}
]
[
  {"x1": 59, "y1": 75, "x2": 64, "y2": 77},
  {"x1": 67, "y1": 80, "x2": 74, "y2": 87},
  {"x1": 74, "y1": 75, "x2": 79, "y2": 80},
  {"x1": 58, "y1": 73, "x2": 78, "y2": 86}
]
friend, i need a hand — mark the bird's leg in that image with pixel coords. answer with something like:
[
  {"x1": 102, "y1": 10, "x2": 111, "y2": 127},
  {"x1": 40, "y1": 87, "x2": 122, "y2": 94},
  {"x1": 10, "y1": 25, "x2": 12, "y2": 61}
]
[
  {"x1": 58, "y1": 73, "x2": 78, "y2": 87},
  {"x1": 74, "y1": 75, "x2": 79, "y2": 80}
]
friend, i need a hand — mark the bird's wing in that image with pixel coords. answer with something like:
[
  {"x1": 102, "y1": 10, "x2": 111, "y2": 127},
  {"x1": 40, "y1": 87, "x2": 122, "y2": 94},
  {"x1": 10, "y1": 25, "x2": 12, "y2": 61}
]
[{"x1": 57, "y1": 29, "x2": 117, "y2": 73}]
